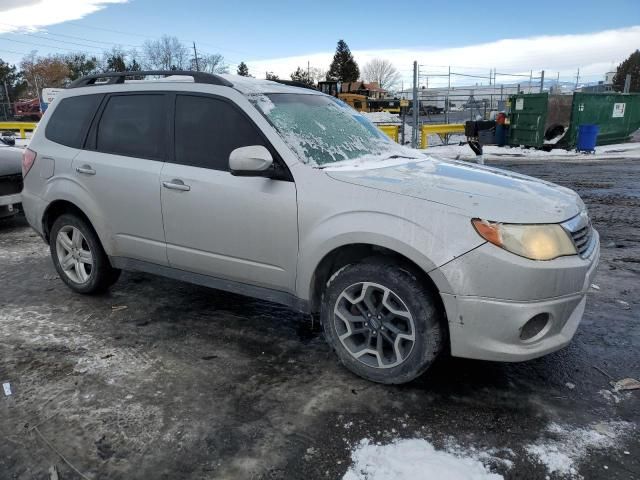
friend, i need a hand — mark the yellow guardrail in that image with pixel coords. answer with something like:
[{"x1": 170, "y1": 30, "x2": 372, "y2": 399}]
[
  {"x1": 377, "y1": 123, "x2": 465, "y2": 148},
  {"x1": 0, "y1": 121, "x2": 38, "y2": 139},
  {"x1": 420, "y1": 123, "x2": 465, "y2": 148},
  {"x1": 377, "y1": 124, "x2": 400, "y2": 142}
]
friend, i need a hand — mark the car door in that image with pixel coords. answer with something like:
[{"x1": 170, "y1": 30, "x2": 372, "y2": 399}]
[
  {"x1": 73, "y1": 92, "x2": 169, "y2": 265},
  {"x1": 160, "y1": 93, "x2": 298, "y2": 292}
]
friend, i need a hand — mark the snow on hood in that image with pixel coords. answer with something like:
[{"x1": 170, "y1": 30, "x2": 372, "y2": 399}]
[{"x1": 324, "y1": 156, "x2": 584, "y2": 224}]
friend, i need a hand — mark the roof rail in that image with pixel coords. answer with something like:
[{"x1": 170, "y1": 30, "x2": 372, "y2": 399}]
[{"x1": 67, "y1": 70, "x2": 233, "y2": 89}]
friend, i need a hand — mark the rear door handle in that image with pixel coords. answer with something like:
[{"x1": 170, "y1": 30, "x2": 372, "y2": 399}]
[
  {"x1": 162, "y1": 179, "x2": 191, "y2": 191},
  {"x1": 76, "y1": 165, "x2": 96, "y2": 175}
]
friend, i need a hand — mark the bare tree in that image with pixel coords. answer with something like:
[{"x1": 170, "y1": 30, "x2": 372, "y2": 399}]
[
  {"x1": 197, "y1": 53, "x2": 228, "y2": 74},
  {"x1": 309, "y1": 67, "x2": 327, "y2": 84},
  {"x1": 362, "y1": 58, "x2": 400, "y2": 90},
  {"x1": 20, "y1": 51, "x2": 69, "y2": 94},
  {"x1": 142, "y1": 35, "x2": 189, "y2": 70}
]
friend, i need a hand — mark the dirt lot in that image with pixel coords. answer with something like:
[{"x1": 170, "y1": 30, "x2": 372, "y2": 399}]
[{"x1": 1, "y1": 158, "x2": 638, "y2": 480}]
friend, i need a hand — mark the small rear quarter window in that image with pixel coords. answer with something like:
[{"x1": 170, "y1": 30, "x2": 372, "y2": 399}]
[{"x1": 45, "y1": 94, "x2": 103, "y2": 148}]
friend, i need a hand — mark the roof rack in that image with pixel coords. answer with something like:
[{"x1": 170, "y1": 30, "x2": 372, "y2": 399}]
[{"x1": 67, "y1": 70, "x2": 233, "y2": 89}]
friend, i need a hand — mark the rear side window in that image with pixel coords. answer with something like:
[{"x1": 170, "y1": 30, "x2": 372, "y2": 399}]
[
  {"x1": 174, "y1": 94, "x2": 267, "y2": 171},
  {"x1": 45, "y1": 94, "x2": 102, "y2": 148},
  {"x1": 96, "y1": 94, "x2": 166, "y2": 160}
]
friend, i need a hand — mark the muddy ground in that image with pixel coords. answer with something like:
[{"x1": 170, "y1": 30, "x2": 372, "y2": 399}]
[{"x1": 1, "y1": 158, "x2": 638, "y2": 480}]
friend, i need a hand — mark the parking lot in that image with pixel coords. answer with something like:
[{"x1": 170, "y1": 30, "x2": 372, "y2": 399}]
[{"x1": 1, "y1": 157, "x2": 638, "y2": 479}]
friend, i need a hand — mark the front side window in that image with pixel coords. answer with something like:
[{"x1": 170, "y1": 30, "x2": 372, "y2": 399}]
[
  {"x1": 96, "y1": 94, "x2": 166, "y2": 160},
  {"x1": 45, "y1": 94, "x2": 103, "y2": 148},
  {"x1": 174, "y1": 94, "x2": 267, "y2": 171},
  {"x1": 250, "y1": 93, "x2": 397, "y2": 166}
]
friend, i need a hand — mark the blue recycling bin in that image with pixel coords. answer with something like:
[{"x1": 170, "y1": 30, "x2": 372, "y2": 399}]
[{"x1": 577, "y1": 124, "x2": 599, "y2": 153}]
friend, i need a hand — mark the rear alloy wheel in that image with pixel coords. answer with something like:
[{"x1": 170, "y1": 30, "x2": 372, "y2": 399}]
[
  {"x1": 55, "y1": 225, "x2": 93, "y2": 284},
  {"x1": 50, "y1": 213, "x2": 120, "y2": 294},
  {"x1": 322, "y1": 259, "x2": 443, "y2": 384}
]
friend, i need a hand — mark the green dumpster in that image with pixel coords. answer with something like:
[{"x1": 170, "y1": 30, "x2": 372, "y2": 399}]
[{"x1": 507, "y1": 92, "x2": 640, "y2": 149}]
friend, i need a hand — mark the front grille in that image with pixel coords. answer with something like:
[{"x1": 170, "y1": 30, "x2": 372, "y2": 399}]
[
  {"x1": 562, "y1": 211, "x2": 595, "y2": 258},
  {"x1": 570, "y1": 225, "x2": 593, "y2": 256},
  {"x1": 0, "y1": 174, "x2": 23, "y2": 196}
]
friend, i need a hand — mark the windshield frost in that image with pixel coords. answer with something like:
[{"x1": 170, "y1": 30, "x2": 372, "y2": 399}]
[{"x1": 250, "y1": 93, "x2": 398, "y2": 166}]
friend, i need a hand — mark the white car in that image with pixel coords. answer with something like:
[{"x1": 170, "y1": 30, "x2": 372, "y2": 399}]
[
  {"x1": 21, "y1": 71, "x2": 599, "y2": 384},
  {"x1": 0, "y1": 136, "x2": 23, "y2": 218}
]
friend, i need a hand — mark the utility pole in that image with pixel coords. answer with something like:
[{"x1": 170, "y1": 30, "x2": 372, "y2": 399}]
[
  {"x1": 529, "y1": 70, "x2": 533, "y2": 93},
  {"x1": 575, "y1": 68, "x2": 580, "y2": 91},
  {"x1": 556, "y1": 72, "x2": 560, "y2": 93},
  {"x1": 446, "y1": 65, "x2": 451, "y2": 124},
  {"x1": 307, "y1": 60, "x2": 310, "y2": 80},
  {"x1": 412, "y1": 61, "x2": 418, "y2": 149},
  {"x1": 624, "y1": 74, "x2": 631, "y2": 93},
  {"x1": 540, "y1": 70, "x2": 545, "y2": 93},
  {"x1": 192, "y1": 42, "x2": 200, "y2": 72}
]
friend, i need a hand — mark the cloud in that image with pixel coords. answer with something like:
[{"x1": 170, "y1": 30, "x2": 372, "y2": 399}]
[
  {"x1": 245, "y1": 26, "x2": 640, "y2": 86},
  {"x1": 0, "y1": 0, "x2": 127, "y2": 34}
]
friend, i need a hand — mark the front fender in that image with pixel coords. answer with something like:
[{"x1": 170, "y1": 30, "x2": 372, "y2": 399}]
[{"x1": 295, "y1": 209, "x2": 481, "y2": 300}]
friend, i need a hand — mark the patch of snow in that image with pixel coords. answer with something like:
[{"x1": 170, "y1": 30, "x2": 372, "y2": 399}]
[
  {"x1": 525, "y1": 421, "x2": 635, "y2": 477},
  {"x1": 343, "y1": 438, "x2": 504, "y2": 480},
  {"x1": 362, "y1": 111, "x2": 401, "y2": 124},
  {"x1": 422, "y1": 142, "x2": 640, "y2": 162}
]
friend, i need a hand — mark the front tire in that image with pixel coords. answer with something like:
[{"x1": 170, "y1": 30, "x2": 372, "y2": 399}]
[
  {"x1": 321, "y1": 259, "x2": 443, "y2": 384},
  {"x1": 50, "y1": 213, "x2": 120, "y2": 294}
]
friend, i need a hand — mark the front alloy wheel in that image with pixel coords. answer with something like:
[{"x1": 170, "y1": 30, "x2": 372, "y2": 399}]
[
  {"x1": 334, "y1": 282, "x2": 416, "y2": 369},
  {"x1": 322, "y1": 258, "x2": 443, "y2": 384}
]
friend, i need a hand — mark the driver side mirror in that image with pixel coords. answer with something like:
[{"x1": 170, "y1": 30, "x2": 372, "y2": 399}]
[{"x1": 229, "y1": 145, "x2": 274, "y2": 177}]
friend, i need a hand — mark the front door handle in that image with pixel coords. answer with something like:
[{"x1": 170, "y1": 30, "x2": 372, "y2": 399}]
[
  {"x1": 76, "y1": 165, "x2": 96, "y2": 175},
  {"x1": 162, "y1": 179, "x2": 191, "y2": 191}
]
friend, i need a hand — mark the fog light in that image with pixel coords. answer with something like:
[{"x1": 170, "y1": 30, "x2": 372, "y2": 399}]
[{"x1": 520, "y1": 313, "x2": 550, "y2": 341}]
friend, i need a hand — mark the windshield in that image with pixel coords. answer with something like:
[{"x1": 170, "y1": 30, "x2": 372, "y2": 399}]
[{"x1": 250, "y1": 93, "x2": 403, "y2": 166}]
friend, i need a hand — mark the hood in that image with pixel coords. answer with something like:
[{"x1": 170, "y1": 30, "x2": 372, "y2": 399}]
[{"x1": 324, "y1": 157, "x2": 583, "y2": 224}]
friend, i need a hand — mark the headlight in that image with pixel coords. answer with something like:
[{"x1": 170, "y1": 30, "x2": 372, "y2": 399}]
[{"x1": 472, "y1": 219, "x2": 577, "y2": 261}]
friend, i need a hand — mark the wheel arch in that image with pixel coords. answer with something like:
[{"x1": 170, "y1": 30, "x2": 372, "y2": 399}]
[
  {"x1": 42, "y1": 199, "x2": 99, "y2": 246},
  {"x1": 305, "y1": 241, "x2": 449, "y2": 319}
]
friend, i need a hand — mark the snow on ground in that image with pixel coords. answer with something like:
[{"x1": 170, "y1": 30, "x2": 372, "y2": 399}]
[
  {"x1": 361, "y1": 111, "x2": 401, "y2": 124},
  {"x1": 343, "y1": 438, "x2": 504, "y2": 480},
  {"x1": 524, "y1": 421, "x2": 636, "y2": 478},
  {"x1": 423, "y1": 142, "x2": 640, "y2": 162},
  {"x1": 343, "y1": 420, "x2": 635, "y2": 480}
]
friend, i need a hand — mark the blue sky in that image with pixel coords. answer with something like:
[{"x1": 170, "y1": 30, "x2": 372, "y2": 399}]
[{"x1": 0, "y1": 0, "x2": 639, "y2": 84}]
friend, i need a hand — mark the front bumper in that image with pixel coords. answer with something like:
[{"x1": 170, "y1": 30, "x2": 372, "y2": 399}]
[{"x1": 438, "y1": 230, "x2": 600, "y2": 362}]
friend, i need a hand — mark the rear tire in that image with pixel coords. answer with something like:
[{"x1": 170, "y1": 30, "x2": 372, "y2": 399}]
[
  {"x1": 321, "y1": 258, "x2": 443, "y2": 384},
  {"x1": 50, "y1": 213, "x2": 120, "y2": 294}
]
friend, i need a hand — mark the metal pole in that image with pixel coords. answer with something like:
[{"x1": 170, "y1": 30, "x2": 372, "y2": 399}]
[
  {"x1": 529, "y1": 70, "x2": 533, "y2": 93},
  {"x1": 624, "y1": 74, "x2": 631, "y2": 93},
  {"x1": 412, "y1": 61, "x2": 418, "y2": 148},
  {"x1": 540, "y1": 70, "x2": 545, "y2": 93},
  {"x1": 192, "y1": 42, "x2": 200, "y2": 71},
  {"x1": 446, "y1": 65, "x2": 450, "y2": 124},
  {"x1": 575, "y1": 68, "x2": 580, "y2": 90},
  {"x1": 3, "y1": 81, "x2": 11, "y2": 115}
]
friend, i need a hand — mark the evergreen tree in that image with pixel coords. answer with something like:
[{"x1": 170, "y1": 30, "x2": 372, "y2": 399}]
[
  {"x1": 290, "y1": 67, "x2": 313, "y2": 86},
  {"x1": 61, "y1": 53, "x2": 98, "y2": 80},
  {"x1": 237, "y1": 61, "x2": 250, "y2": 77},
  {"x1": 105, "y1": 53, "x2": 126, "y2": 72},
  {"x1": 328, "y1": 40, "x2": 359, "y2": 82},
  {"x1": 613, "y1": 50, "x2": 640, "y2": 92},
  {"x1": 265, "y1": 71, "x2": 279, "y2": 80}
]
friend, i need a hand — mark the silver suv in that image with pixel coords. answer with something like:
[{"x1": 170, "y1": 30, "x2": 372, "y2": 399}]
[{"x1": 21, "y1": 71, "x2": 599, "y2": 384}]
